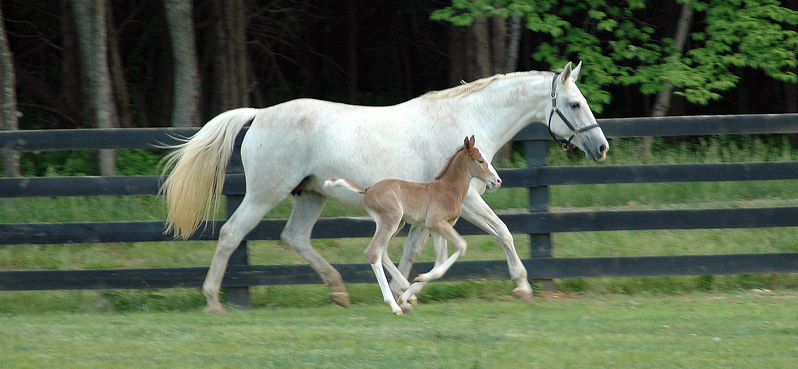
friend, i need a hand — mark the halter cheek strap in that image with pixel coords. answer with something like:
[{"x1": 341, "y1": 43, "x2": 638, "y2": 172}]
[{"x1": 547, "y1": 70, "x2": 601, "y2": 150}]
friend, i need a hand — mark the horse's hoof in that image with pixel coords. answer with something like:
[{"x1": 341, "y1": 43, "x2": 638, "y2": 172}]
[
  {"x1": 204, "y1": 304, "x2": 227, "y2": 315},
  {"x1": 393, "y1": 309, "x2": 404, "y2": 316},
  {"x1": 408, "y1": 297, "x2": 418, "y2": 306},
  {"x1": 511, "y1": 289, "x2": 535, "y2": 304},
  {"x1": 400, "y1": 302, "x2": 414, "y2": 314},
  {"x1": 329, "y1": 292, "x2": 352, "y2": 308}
]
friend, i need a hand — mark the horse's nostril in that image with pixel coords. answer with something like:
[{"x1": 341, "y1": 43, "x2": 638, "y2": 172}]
[{"x1": 599, "y1": 144, "x2": 608, "y2": 154}]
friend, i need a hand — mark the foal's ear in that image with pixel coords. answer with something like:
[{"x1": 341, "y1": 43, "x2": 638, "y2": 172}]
[{"x1": 464, "y1": 135, "x2": 475, "y2": 152}]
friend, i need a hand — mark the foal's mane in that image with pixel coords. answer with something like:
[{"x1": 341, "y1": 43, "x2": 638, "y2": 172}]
[
  {"x1": 422, "y1": 70, "x2": 547, "y2": 99},
  {"x1": 434, "y1": 145, "x2": 468, "y2": 180}
]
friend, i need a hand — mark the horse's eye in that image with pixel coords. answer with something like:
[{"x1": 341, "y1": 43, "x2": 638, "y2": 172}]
[
  {"x1": 570, "y1": 102, "x2": 580, "y2": 109},
  {"x1": 478, "y1": 160, "x2": 484, "y2": 164}
]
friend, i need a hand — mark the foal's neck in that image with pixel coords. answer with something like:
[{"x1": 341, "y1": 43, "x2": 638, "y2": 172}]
[{"x1": 434, "y1": 151, "x2": 473, "y2": 200}]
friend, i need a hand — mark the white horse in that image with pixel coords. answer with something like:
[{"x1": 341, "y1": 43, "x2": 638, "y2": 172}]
[{"x1": 160, "y1": 61, "x2": 608, "y2": 314}]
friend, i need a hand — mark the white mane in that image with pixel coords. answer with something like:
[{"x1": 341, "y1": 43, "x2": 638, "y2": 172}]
[{"x1": 422, "y1": 71, "x2": 548, "y2": 99}]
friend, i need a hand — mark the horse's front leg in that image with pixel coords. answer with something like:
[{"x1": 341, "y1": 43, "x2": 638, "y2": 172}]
[{"x1": 460, "y1": 190, "x2": 534, "y2": 303}]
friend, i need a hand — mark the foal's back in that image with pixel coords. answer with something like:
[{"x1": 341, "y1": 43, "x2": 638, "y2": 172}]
[{"x1": 363, "y1": 179, "x2": 463, "y2": 229}]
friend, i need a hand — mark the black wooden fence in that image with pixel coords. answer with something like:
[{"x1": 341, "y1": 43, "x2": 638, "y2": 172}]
[{"x1": 2, "y1": 114, "x2": 798, "y2": 306}]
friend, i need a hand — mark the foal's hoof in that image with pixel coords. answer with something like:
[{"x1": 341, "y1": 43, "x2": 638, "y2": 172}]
[
  {"x1": 511, "y1": 288, "x2": 535, "y2": 304},
  {"x1": 329, "y1": 292, "x2": 352, "y2": 309}
]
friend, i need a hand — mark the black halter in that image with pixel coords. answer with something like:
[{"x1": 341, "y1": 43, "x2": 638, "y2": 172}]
[{"x1": 547, "y1": 70, "x2": 601, "y2": 150}]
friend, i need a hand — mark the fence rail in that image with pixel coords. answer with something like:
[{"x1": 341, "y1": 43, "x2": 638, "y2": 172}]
[{"x1": 2, "y1": 113, "x2": 798, "y2": 298}]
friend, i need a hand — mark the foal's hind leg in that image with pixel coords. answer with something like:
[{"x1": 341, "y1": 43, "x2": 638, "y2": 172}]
[
  {"x1": 364, "y1": 222, "x2": 404, "y2": 315},
  {"x1": 281, "y1": 191, "x2": 350, "y2": 308},
  {"x1": 203, "y1": 194, "x2": 278, "y2": 314}
]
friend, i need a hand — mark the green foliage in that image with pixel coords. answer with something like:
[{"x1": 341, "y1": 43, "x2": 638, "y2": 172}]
[
  {"x1": 431, "y1": 0, "x2": 798, "y2": 111},
  {"x1": 19, "y1": 149, "x2": 167, "y2": 177}
]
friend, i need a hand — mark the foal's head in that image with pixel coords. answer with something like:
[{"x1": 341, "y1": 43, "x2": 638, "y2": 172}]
[{"x1": 445, "y1": 135, "x2": 502, "y2": 190}]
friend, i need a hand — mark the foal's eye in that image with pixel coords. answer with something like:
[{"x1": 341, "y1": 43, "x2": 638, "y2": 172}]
[
  {"x1": 570, "y1": 102, "x2": 580, "y2": 109},
  {"x1": 477, "y1": 160, "x2": 485, "y2": 164}
]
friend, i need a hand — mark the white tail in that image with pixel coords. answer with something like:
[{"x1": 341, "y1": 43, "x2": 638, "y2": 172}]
[
  {"x1": 323, "y1": 178, "x2": 367, "y2": 194},
  {"x1": 159, "y1": 108, "x2": 259, "y2": 239}
]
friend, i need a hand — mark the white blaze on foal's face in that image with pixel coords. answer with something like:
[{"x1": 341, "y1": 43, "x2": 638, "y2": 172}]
[{"x1": 473, "y1": 148, "x2": 501, "y2": 190}]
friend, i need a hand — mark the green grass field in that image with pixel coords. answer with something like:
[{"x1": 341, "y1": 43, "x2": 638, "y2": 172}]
[{"x1": 2, "y1": 291, "x2": 797, "y2": 368}]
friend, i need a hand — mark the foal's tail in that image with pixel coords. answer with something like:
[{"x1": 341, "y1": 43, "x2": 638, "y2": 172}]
[
  {"x1": 159, "y1": 108, "x2": 259, "y2": 239},
  {"x1": 323, "y1": 178, "x2": 368, "y2": 194}
]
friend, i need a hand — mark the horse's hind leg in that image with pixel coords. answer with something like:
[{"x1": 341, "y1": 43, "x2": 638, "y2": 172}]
[
  {"x1": 204, "y1": 194, "x2": 278, "y2": 314},
  {"x1": 281, "y1": 191, "x2": 351, "y2": 308}
]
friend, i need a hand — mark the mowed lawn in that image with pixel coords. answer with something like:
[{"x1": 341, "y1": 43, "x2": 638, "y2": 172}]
[{"x1": 2, "y1": 290, "x2": 796, "y2": 368}]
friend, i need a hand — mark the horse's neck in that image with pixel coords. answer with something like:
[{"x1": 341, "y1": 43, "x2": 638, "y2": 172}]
[{"x1": 438, "y1": 73, "x2": 553, "y2": 157}]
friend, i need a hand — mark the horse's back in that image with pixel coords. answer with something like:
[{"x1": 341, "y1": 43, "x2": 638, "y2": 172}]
[{"x1": 238, "y1": 97, "x2": 463, "y2": 208}]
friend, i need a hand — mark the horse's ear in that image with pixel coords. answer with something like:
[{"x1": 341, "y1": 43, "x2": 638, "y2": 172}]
[
  {"x1": 560, "y1": 62, "x2": 573, "y2": 84},
  {"x1": 469, "y1": 135, "x2": 475, "y2": 149},
  {"x1": 571, "y1": 61, "x2": 582, "y2": 81}
]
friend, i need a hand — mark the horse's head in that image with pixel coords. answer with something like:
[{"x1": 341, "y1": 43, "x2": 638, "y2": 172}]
[
  {"x1": 548, "y1": 61, "x2": 609, "y2": 162},
  {"x1": 464, "y1": 135, "x2": 502, "y2": 190}
]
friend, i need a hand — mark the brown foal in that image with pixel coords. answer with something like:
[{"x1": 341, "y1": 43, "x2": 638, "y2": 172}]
[{"x1": 324, "y1": 136, "x2": 501, "y2": 314}]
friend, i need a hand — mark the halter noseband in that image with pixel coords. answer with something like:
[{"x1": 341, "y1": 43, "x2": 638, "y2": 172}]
[{"x1": 547, "y1": 70, "x2": 601, "y2": 150}]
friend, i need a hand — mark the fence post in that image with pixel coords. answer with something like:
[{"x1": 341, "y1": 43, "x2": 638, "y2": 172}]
[
  {"x1": 525, "y1": 139, "x2": 554, "y2": 289},
  {"x1": 224, "y1": 133, "x2": 251, "y2": 309}
]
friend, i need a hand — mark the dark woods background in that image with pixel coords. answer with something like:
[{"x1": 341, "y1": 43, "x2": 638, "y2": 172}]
[
  {"x1": 5, "y1": 0, "x2": 797, "y2": 131},
  {"x1": 2, "y1": 0, "x2": 798, "y2": 178}
]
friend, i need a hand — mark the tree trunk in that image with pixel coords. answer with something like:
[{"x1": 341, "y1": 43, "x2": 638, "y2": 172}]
[
  {"x1": 490, "y1": 13, "x2": 506, "y2": 75},
  {"x1": 0, "y1": 3, "x2": 19, "y2": 177},
  {"x1": 211, "y1": 0, "x2": 249, "y2": 113},
  {"x1": 506, "y1": 15, "x2": 522, "y2": 73},
  {"x1": 470, "y1": 15, "x2": 491, "y2": 80},
  {"x1": 106, "y1": 0, "x2": 131, "y2": 128},
  {"x1": 448, "y1": 25, "x2": 468, "y2": 86},
  {"x1": 72, "y1": 0, "x2": 118, "y2": 175},
  {"x1": 637, "y1": 1, "x2": 694, "y2": 161},
  {"x1": 165, "y1": 0, "x2": 200, "y2": 127}
]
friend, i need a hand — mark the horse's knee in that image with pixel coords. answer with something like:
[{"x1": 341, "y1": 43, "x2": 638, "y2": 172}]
[{"x1": 493, "y1": 227, "x2": 513, "y2": 247}]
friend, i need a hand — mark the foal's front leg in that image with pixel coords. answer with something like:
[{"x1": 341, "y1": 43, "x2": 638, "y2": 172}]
[
  {"x1": 415, "y1": 223, "x2": 467, "y2": 282},
  {"x1": 398, "y1": 231, "x2": 449, "y2": 305}
]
